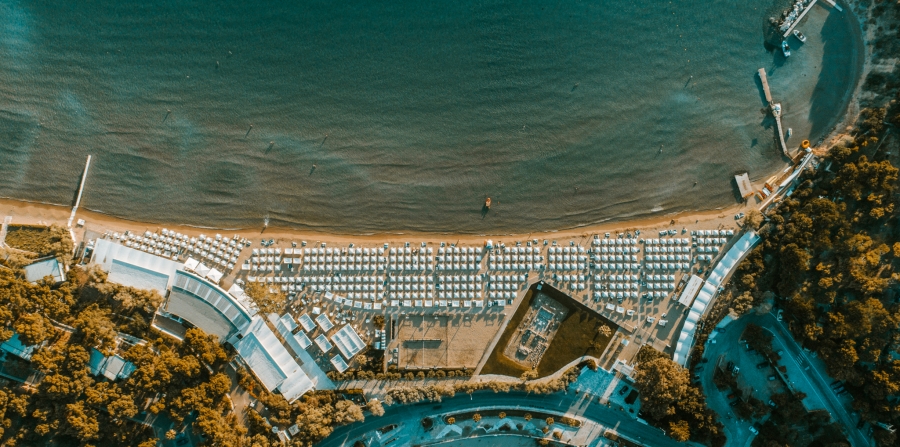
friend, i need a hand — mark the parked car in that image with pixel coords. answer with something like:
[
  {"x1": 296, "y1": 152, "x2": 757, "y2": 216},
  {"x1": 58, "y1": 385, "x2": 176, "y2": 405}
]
[
  {"x1": 768, "y1": 375, "x2": 777, "y2": 381},
  {"x1": 715, "y1": 327, "x2": 726, "y2": 333},
  {"x1": 726, "y1": 393, "x2": 737, "y2": 400},
  {"x1": 830, "y1": 380, "x2": 843, "y2": 389},
  {"x1": 695, "y1": 366, "x2": 704, "y2": 372},
  {"x1": 618, "y1": 386, "x2": 629, "y2": 396},
  {"x1": 756, "y1": 361, "x2": 770, "y2": 369},
  {"x1": 767, "y1": 400, "x2": 777, "y2": 408},
  {"x1": 735, "y1": 213, "x2": 745, "y2": 220},
  {"x1": 732, "y1": 367, "x2": 740, "y2": 376},
  {"x1": 729, "y1": 400, "x2": 739, "y2": 407},
  {"x1": 749, "y1": 426, "x2": 759, "y2": 435},
  {"x1": 700, "y1": 358, "x2": 709, "y2": 364}
]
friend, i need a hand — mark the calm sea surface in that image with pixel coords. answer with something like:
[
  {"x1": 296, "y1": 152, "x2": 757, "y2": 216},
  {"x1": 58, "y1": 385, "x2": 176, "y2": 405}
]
[{"x1": 0, "y1": 0, "x2": 862, "y2": 233}]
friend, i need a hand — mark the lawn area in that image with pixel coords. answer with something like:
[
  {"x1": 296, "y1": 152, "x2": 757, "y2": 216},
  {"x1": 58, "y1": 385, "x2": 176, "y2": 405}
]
[
  {"x1": 4, "y1": 224, "x2": 72, "y2": 258},
  {"x1": 480, "y1": 281, "x2": 618, "y2": 378}
]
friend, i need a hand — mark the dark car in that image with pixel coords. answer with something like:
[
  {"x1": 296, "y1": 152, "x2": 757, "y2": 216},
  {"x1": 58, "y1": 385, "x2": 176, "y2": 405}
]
[
  {"x1": 830, "y1": 380, "x2": 843, "y2": 389},
  {"x1": 715, "y1": 327, "x2": 726, "y2": 333},
  {"x1": 727, "y1": 393, "x2": 736, "y2": 400},
  {"x1": 729, "y1": 400, "x2": 739, "y2": 407},
  {"x1": 756, "y1": 361, "x2": 770, "y2": 369},
  {"x1": 176, "y1": 438, "x2": 189, "y2": 446},
  {"x1": 700, "y1": 358, "x2": 709, "y2": 364},
  {"x1": 619, "y1": 386, "x2": 629, "y2": 396},
  {"x1": 695, "y1": 366, "x2": 704, "y2": 372}
]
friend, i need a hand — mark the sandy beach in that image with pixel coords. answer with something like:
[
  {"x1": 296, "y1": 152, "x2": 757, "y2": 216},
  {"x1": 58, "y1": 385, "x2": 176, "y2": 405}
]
[{"x1": 0, "y1": 197, "x2": 747, "y2": 249}]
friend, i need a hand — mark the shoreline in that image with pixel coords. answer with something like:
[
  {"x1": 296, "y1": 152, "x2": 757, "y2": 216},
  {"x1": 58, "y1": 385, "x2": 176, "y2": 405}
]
[
  {"x1": 0, "y1": 197, "x2": 746, "y2": 246},
  {"x1": 812, "y1": 0, "x2": 870, "y2": 154},
  {"x1": 0, "y1": 2, "x2": 869, "y2": 241}
]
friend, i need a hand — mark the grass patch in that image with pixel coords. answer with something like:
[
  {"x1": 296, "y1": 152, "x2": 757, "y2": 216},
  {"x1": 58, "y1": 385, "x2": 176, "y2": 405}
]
[
  {"x1": 4, "y1": 224, "x2": 72, "y2": 258},
  {"x1": 481, "y1": 281, "x2": 617, "y2": 378}
]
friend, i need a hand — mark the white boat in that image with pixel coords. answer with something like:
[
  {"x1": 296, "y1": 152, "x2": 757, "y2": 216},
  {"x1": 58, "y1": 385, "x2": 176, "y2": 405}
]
[
  {"x1": 793, "y1": 30, "x2": 807, "y2": 43},
  {"x1": 786, "y1": 128, "x2": 793, "y2": 138},
  {"x1": 781, "y1": 41, "x2": 791, "y2": 57}
]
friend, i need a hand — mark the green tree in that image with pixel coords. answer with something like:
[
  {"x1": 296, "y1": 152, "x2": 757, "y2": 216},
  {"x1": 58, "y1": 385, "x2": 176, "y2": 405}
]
[
  {"x1": 668, "y1": 420, "x2": 691, "y2": 442},
  {"x1": 73, "y1": 304, "x2": 118, "y2": 355},
  {"x1": 14, "y1": 313, "x2": 54, "y2": 346}
]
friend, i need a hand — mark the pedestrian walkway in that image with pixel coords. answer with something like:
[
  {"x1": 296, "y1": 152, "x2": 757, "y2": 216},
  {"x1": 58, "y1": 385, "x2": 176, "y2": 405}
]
[{"x1": 0, "y1": 216, "x2": 11, "y2": 248}]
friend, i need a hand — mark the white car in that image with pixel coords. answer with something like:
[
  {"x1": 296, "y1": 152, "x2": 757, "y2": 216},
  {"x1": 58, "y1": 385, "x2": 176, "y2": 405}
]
[
  {"x1": 735, "y1": 213, "x2": 745, "y2": 220},
  {"x1": 749, "y1": 426, "x2": 759, "y2": 435}
]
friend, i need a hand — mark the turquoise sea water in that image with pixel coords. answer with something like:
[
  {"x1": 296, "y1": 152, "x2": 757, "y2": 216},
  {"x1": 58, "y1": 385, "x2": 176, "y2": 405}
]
[{"x1": 0, "y1": 0, "x2": 862, "y2": 233}]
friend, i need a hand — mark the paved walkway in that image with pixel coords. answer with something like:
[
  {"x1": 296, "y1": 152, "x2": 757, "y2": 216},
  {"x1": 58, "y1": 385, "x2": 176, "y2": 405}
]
[{"x1": 0, "y1": 216, "x2": 10, "y2": 248}]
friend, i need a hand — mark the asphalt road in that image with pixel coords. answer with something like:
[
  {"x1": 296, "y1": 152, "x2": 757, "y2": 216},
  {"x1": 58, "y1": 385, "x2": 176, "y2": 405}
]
[
  {"x1": 319, "y1": 391, "x2": 687, "y2": 447},
  {"x1": 699, "y1": 312, "x2": 869, "y2": 447}
]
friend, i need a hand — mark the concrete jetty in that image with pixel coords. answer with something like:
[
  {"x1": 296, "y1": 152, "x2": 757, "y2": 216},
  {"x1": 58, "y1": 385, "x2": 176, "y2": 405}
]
[
  {"x1": 67, "y1": 155, "x2": 92, "y2": 230},
  {"x1": 758, "y1": 69, "x2": 790, "y2": 158},
  {"x1": 821, "y1": 0, "x2": 842, "y2": 12},
  {"x1": 783, "y1": 0, "x2": 818, "y2": 38}
]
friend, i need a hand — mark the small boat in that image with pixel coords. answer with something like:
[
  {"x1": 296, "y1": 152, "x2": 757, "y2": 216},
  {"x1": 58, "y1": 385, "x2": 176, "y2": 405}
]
[
  {"x1": 485, "y1": 198, "x2": 492, "y2": 209},
  {"x1": 781, "y1": 41, "x2": 791, "y2": 57},
  {"x1": 793, "y1": 29, "x2": 807, "y2": 43}
]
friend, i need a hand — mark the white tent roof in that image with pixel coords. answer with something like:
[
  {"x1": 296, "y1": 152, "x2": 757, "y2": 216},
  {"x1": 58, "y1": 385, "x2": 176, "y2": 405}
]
[
  {"x1": 673, "y1": 231, "x2": 759, "y2": 366},
  {"x1": 195, "y1": 263, "x2": 211, "y2": 278},
  {"x1": 184, "y1": 257, "x2": 200, "y2": 272},
  {"x1": 297, "y1": 314, "x2": 316, "y2": 333},
  {"x1": 229, "y1": 316, "x2": 313, "y2": 402},
  {"x1": 206, "y1": 268, "x2": 223, "y2": 283},
  {"x1": 331, "y1": 325, "x2": 365, "y2": 360}
]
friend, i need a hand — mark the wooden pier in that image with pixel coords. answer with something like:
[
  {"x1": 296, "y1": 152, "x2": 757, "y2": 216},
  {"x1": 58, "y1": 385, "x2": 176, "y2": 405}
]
[
  {"x1": 758, "y1": 69, "x2": 790, "y2": 158},
  {"x1": 758, "y1": 68, "x2": 772, "y2": 103},
  {"x1": 67, "y1": 155, "x2": 92, "y2": 229}
]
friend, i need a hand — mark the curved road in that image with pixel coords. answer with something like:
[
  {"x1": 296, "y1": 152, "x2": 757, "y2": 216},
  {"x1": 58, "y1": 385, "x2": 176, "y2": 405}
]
[
  {"x1": 320, "y1": 391, "x2": 687, "y2": 447},
  {"x1": 700, "y1": 312, "x2": 868, "y2": 447}
]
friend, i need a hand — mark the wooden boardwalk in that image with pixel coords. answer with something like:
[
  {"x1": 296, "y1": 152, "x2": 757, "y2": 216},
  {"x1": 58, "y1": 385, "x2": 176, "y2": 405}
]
[
  {"x1": 758, "y1": 68, "x2": 772, "y2": 103},
  {"x1": 758, "y1": 69, "x2": 790, "y2": 158}
]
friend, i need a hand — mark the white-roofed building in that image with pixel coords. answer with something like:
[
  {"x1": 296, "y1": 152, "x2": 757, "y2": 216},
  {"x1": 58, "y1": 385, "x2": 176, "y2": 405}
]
[
  {"x1": 24, "y1": 257, "x2": 65, "y2": 284},
  {"x1": 677, "y1": 275, "x2": 704, "y2": 307},
  {"x1": 88, "y1": 348, "x2": 136, "y2": 381},
  {"x1": 91, "y1": 239, "x2": 182, "y2": 295},
  {"x1": 673, "y1": 231, "x2": 759, "y2": 366},
  {"x1": 165, "y1": 270, "x2": 254, "y2": 340},
  {"x1": 228, "y1": 316, "x2": 314, "y2": 403},
  {"x1": 331, "y1": 325, "x2": 366, "y2": 360}
]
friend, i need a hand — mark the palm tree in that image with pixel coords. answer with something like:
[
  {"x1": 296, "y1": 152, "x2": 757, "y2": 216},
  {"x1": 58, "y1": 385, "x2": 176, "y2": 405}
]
[
  {"x1": 499, "y1": 412, "x2": 507, "y2": 419},
  {"x1": 447, "y1": 417, "x2": 456, "y2": 425},
  {"x1": 524, "y1": 413, "x2": 532, "y2": 421},
  {"x1": 546, "y1": 417, "x2": 554, "y2": 426}
]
